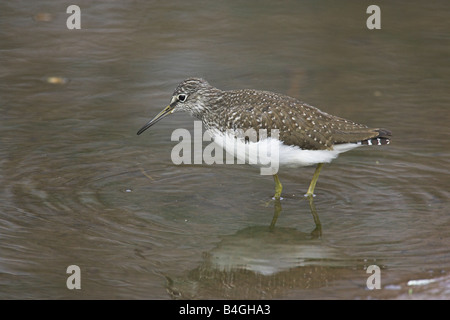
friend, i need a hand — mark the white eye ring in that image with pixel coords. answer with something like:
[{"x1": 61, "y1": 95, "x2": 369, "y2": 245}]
[{"x1": 178, "y1": 94, "x2": 187, "y2": 102}]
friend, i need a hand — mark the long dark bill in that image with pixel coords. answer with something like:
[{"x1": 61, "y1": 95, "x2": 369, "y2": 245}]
[{"x1": 137, "y1": 105, "x2": 173, "y2": 135}]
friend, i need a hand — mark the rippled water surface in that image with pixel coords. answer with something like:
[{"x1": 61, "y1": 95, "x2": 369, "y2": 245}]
[{"x1": 1, "y1": 1, "x2": 449, "y2": 299}]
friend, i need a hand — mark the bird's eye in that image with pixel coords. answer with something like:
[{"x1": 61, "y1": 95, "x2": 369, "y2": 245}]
[{"x1": 178, "y1": 94, "x2": 187, "y2": 102}]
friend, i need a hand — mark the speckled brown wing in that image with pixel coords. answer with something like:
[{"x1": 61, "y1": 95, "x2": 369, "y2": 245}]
[{"x1": 218, "y1": 89, "x2": 391, "y2": 150}]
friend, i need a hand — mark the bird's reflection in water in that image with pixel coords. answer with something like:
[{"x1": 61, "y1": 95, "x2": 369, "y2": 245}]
[
  {"x1": 166, "y1": 197, "x2": 353, "y2": 299},
  {"x1": 270, "y1": 196, "x2": 322, "y2": 238}
]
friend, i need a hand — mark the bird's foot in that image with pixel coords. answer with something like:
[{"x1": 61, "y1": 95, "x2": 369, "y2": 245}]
[
  {"x1": 304, "y1": 193, "x2": 316, "y2": 198},
  {"x1": 261, "y1": 196, "x2": 283, "y2": 208}
]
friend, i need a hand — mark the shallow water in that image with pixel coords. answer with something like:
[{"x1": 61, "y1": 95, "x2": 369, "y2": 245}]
[{"x1": 0, "y1": 1, "x2": 449, "y2": 299}]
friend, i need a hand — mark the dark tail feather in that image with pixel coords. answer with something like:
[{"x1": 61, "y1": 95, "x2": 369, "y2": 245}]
[{"x1": 359, "y1": 128, "x2": 391, "y2": 146}]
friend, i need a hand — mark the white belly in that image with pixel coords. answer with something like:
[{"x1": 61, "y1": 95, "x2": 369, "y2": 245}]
[{"x1": 209, "y1": 129, "x2": 361, "y2": 172}]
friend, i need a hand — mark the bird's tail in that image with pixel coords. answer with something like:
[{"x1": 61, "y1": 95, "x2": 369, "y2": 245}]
[
  {"x1": 356, "y1": 128, "x2": 391, "y2": 146},
  {"x1": 334, "y1": 128, "x2": 392, "y2": 146}
]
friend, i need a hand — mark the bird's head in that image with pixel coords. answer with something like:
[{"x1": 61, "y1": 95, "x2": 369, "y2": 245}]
[{"x1": 137, "y1": 78, "x2": 217, "y2": 135}]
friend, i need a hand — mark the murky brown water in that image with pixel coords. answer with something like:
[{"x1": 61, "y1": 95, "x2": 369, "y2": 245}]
[{"x1": 1, "y1": 1, "x2": 449, "y2": 299}]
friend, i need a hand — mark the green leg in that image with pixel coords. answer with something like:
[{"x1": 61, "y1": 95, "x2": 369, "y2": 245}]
[
  {"x1": 273, "y1": 174, "x2": 283, "y2": 199},
  {"x1": 306, "y1": 163, "x2": 323, "y2": 197}
]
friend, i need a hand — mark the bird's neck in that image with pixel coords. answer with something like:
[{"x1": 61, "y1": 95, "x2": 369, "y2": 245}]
[{"x1": 191, "y1": 89, "x2": 225, "y2": 130}]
